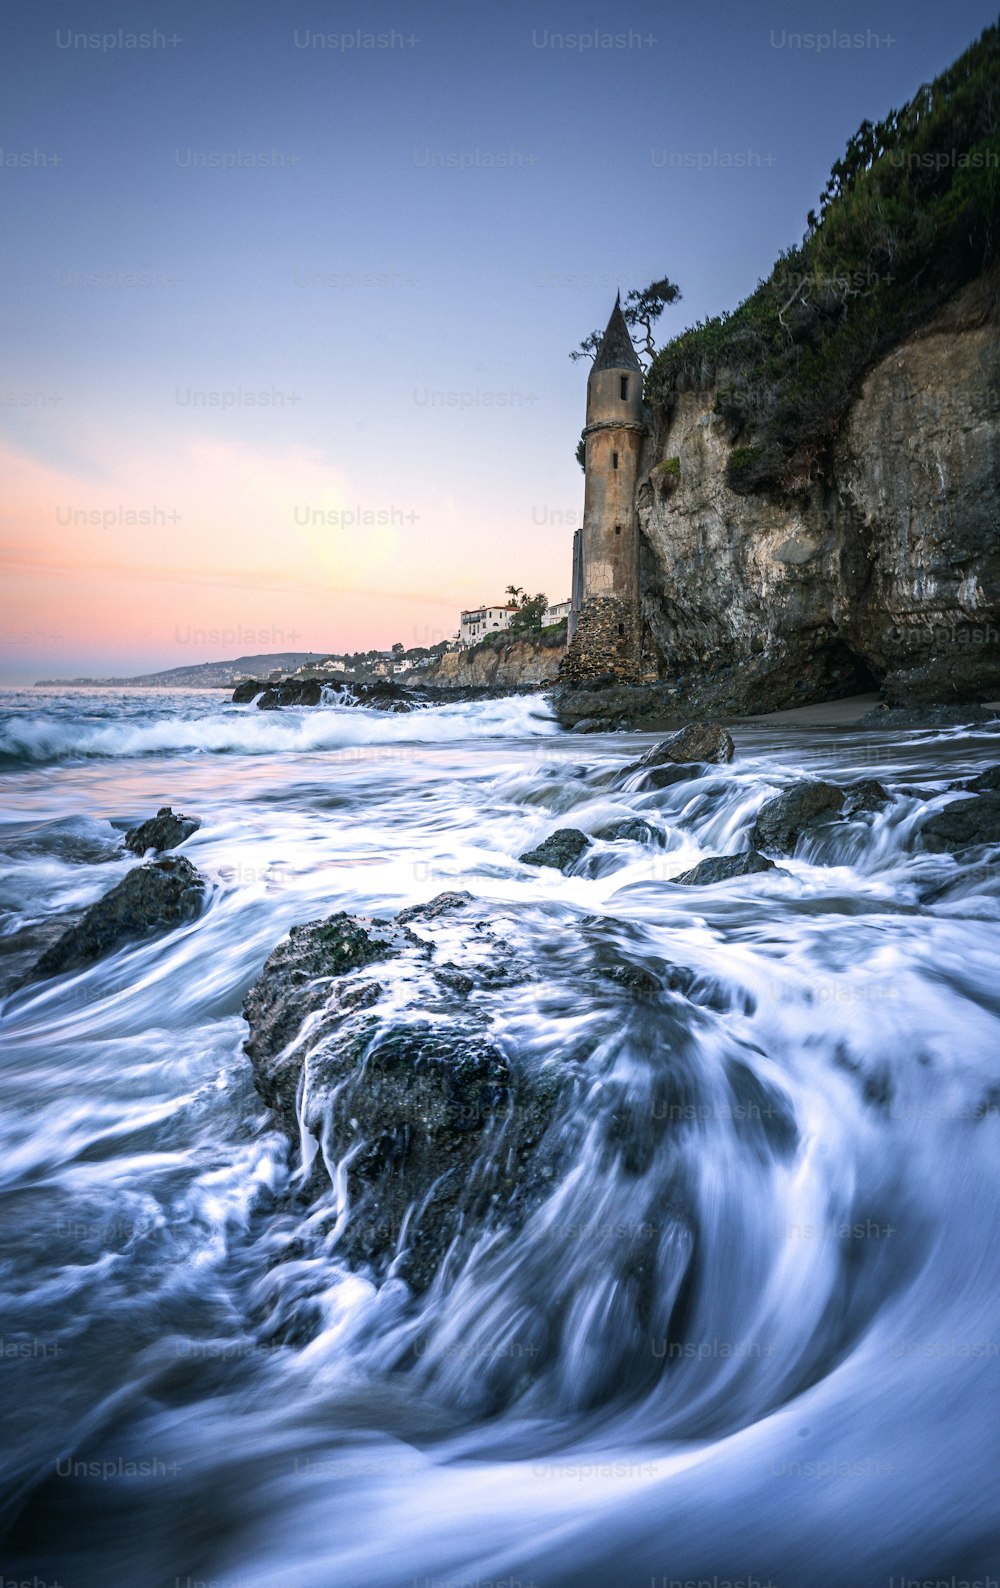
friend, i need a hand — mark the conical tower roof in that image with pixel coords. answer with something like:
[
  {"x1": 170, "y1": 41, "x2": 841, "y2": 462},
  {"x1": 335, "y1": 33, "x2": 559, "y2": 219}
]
[{"x1": 591, "y1": 294, "x2": 641, "y2": 373}]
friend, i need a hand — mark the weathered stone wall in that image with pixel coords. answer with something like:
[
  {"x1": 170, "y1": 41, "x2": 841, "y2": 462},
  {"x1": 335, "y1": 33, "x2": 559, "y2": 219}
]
[
  {"x1": 581, "y1": 424, "x2": 644, "y2": 600},
  {"x1": 560, "y1": 595, "x2": 642, "y2": 684},
  {"x1": 569, "y1": 344, "x2": 647, "y2": 683}
]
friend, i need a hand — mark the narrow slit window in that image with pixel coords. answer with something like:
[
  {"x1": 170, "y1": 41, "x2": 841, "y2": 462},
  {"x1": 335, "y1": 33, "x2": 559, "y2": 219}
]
[
  {"x1": 618, "y1": 623, "x2": 626, "y2": 636},
  {"x1": 620, "y1": 377, "x2": 629, "y2": 401},
  {"x1": 612, "y1": 451, "x2": 619, "y2": 471},
  {"x1": 615, "y1": 524, "x2": 622, "y2": 535}
]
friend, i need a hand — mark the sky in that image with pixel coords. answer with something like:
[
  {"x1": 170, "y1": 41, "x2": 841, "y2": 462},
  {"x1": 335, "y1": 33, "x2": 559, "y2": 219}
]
[{"x1": 0, "y1": 0, "x2": 995, "y2": 681}]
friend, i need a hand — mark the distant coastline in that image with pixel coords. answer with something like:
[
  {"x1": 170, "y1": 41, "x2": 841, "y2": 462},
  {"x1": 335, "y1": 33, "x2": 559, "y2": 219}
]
[{"x1": 34, "y1": 652, "x2": 329, "y2": 689}]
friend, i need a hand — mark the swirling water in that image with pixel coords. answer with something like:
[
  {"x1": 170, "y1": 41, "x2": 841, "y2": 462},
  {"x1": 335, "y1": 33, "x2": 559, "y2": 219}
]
[{"x1": 1, "y1": 686, "x2": 1000, "y2": 1588}]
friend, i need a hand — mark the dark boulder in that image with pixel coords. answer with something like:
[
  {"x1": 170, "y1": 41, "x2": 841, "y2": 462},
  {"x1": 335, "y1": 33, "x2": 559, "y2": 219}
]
[
  {"x1": 669, "y1": 851, "x2": 777, "y2": 886},
  {"x1": 31, "y1": 856, "x2": 207, "y2": 980},
  {"x1": 600, "y1": 818, "x2": 666, "y2": 846},
  {"x1": 842, "y1": 779, "x2": 891, "y2": 815},
  {"x1": 396, "y1": 890, "x2": 473, "y2": 924},
  {"x1": 250, "y1": 676, "x2": 415, "y2": 712},
  {"x1": 921, "y1": 791, "x2": 1000, "y2": 853},
  {"x1": 123, "y1": 806, "x2": 201, "y2": 856},
  {"x1": 650, "y1": 721, "x2": 735, "y2": 765},
  {"x1": 638, "y1": 763, "x2": 704, "y2": 791},
  {"x1": 243, "y1": 894, "x2": 562, "y2": 1292},
  {"x1": 750, "y1": 780, "x2": 846, "y2": 854},
  {"x1": 959, "y1": 765, "x2": 1000, "y2": 794},
  {"x1": 518, "y1": 828, "x2": 591, "y2": 872},
  {"x1": 243, "y1": 913, "x2": 406, "y2": 1095},
  {"x1": 353, "y1": 678, "x2": 413, "y2": 712},
  {"x1": 612, "y1": 721, "x2": 734, "y2": 787},
  {"x1": 232, "y1": 678, "x2": 267, "y2": 703},
  {"x1": 257, "y1": 678, "x2": 323, "y2": 709}
]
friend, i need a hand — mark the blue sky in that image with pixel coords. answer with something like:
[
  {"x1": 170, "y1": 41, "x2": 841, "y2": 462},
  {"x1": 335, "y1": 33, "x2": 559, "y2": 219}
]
[{"x1": 1, "y1": 0, "x2": 995, "y2": 679}]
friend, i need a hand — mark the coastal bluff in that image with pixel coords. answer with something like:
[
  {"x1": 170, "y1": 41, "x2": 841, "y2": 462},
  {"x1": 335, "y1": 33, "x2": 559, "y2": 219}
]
[{"x1": 632, "y1": 266, "x2": 1000, "y2": 715}]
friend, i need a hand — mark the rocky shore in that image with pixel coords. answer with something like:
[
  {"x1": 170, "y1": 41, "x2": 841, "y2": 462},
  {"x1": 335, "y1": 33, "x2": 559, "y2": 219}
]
[
  {"x1": 231, "y1": 666, "x2": 999, "y2": 735},
  {"x1": 234, "y1": 724, "x2": 999, "y2": 1291},
  {"x1": 17, "y1": 722, "x2": 1000, "y2": 1294},
  {"x1": 231, "y1": 675, "x2": 549, "y2": 710}
]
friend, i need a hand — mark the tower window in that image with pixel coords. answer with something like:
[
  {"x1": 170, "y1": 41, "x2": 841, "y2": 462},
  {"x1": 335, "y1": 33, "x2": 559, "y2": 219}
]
[
  {"x1": 612, "y1": 451, "x2": 619, "y2": 471},
  {"x1": 615, "y1": 524, "x2": 622, "y2": 536},
  {"x1": 620, "y1": 377, "x2": 629, "y2": 401},
  {"x1": 618, "y1": 623, "x2": 626, "y2": 636}
]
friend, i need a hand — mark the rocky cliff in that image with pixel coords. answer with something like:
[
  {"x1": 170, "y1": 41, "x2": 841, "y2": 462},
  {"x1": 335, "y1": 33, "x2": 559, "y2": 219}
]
[
  {"x1": 422, "y1": 627, "x2": 565, "y2": 689},
  {"x1": 635, "y1": 267, "x2": 1000, "y2": 712}
]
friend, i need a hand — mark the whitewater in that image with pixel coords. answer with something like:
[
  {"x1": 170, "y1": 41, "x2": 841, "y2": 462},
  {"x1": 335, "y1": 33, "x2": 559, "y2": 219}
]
[{"x1": 1, "y1": 685, "x2": 999, "y2": 1588}]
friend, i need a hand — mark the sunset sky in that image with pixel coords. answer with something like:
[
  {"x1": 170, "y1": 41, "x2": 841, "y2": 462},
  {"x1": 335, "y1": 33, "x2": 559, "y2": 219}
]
[{"x1": 1, "y1": 0, "x2": 994, "y2": 681}]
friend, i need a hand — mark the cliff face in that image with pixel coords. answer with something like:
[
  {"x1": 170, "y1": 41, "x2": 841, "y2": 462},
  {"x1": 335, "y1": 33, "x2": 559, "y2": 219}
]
[
  {"x1": 637, "y1": 268, "x2": 1000, "y2": 709},
  {"x1": 422, "y1": 630, "x2": 564, "y2": 688}
]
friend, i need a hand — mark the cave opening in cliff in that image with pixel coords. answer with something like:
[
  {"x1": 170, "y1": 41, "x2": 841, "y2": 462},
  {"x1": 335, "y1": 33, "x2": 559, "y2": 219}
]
[{"x1": 815, "y1": 638, "x2": 881, "y2": 700}]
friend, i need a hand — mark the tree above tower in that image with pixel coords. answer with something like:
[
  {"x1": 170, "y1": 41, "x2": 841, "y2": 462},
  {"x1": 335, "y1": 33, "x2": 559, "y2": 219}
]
[{"x1": 570, "y1": 278, "x2": 682, "y2": 368}]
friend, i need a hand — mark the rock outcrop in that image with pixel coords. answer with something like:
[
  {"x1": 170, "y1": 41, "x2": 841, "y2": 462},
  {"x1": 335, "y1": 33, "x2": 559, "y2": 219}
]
[
  {"x1": 669, "y1": 851, "x2": 777, "y2": 886},
  {"x1": 616, "y1": 722, "x2": 734, "y2": 781},
  {"x1": 256, "y1": 679, "x2": 323, "y2": 709},
  {"x1": 233, "y1": 676, "x2": 419, "y2": 711},
  {"x1": 422, "y1": 629, "x2": 565, "y2": 689},
  {"x1": 750, "y1": 782, "x2": 848, "y2": 854},
  {"x1": 518, "y1": 828, "x2": 591, "y2": 872},
  {"x1": 123, "y1": 806, "x2": 200, "y2": 855},
  {"x1": 600, "y1": 818, "x2": 666, "y2": 846},
  {"x1": 232, "y1": 678, "x2": 266, "y2": 702},
  {"x1": 31, "y1": 856, "x2": 207, "y2": 979},
  {"x1": 921, "y1": 791, "x2": 1000, "y2": 853},
  {"x1": 750, "y1": 778, "x2": 891, "y2": 855},
  {"x1": 243, "y1": 893, "x2": 564, "y2": 1292},
  {"x1": 635, "y1": 268, "x2": 1000, "y2": 713}
]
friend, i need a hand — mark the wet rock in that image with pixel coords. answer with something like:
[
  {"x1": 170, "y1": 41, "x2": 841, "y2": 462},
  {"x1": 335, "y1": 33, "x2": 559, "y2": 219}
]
[
  {"x1": 1, "y1": 918, "x2": 82, "y2": 997},
  {"x1": 726, "y1": 1058, "x2": 798, "y2": 1158},
  {"x1": 597, "y1": 963, "x2": 661, "y2": 998},
  {"x1": 397, "y1": 891, "x2": 474, "y2": 923},
  {"x1": 669, "y1": 851, "x2": 777, "y2": 886},
  {"x1": 638, "y1": 763, "x2": 703, "y2": 791},
  {"x1": 611, "y1": 722, "x2": 733, "y2": 788},
  {"x1": 243, "y1": 894, "x2": 562, "y2": 1292},
  {"x1": 123, "y1": 806, "x2": 201, "y2": 856},
  {"x1": 921, "y1": 791, "x2": 1000, "y2": 853},
  {"x1": 249, "y1": 676, "x2": 415, "y2": 712},
  {"x1": 232, "y1": 678, "x2": 267, "y2": 703},
  {"x1": 651, "y1": 721, "x2": 735, "y2": 765},
  {"x1": 842, "y1": 779, "x2": 891, "y2": 815},
  {"x1": 959, "y1": 765, "x2": 1000, "y2": 794},
  {"x1": 552, "y1": 681, "x2": 736, "y2": 732},
  {"x1": 518, "y1": 828, "x2": 591, "y2": 872},
  {"x1": 750, "y1": 780, "x2": 846, "y2": 854},
  {"x1": 832, "y1": 1042, "x2": 894, "y2": 1111},
  {"x1": 30, "y1": 856, "x2": 207, "y2": 980},
  {"x1": 569, "y1": 717, "x2": 607, "y2": 734},
  {"x1": 353, "y1": 679, "x2": 413, "y2": 712},
  {"x1": 257, "y1": 679, "x2": 323, "y2": 709},
  {"x1": 243, "y1": 913, "x2": 406, "y2": 1098},
  {"x1": 600, "y1": 818, "x2": 666, "y2": 846}
]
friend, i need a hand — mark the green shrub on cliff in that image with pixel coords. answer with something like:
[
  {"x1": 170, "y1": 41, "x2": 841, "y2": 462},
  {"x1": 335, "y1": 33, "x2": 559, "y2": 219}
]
[{"x1": 646, "y1": 22, "x2": 1000, "y2": 496}]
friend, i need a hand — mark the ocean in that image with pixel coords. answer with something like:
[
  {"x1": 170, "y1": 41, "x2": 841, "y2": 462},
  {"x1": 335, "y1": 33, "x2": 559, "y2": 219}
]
[{"x1": 1, "y1": 685, "x2": 999, "y2": 1587}]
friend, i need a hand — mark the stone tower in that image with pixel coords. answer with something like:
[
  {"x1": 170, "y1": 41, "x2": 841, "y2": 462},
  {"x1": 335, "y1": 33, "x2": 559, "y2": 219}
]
[{"x1": 562, "y1": 296, "x2": 646, "y2": 683}]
